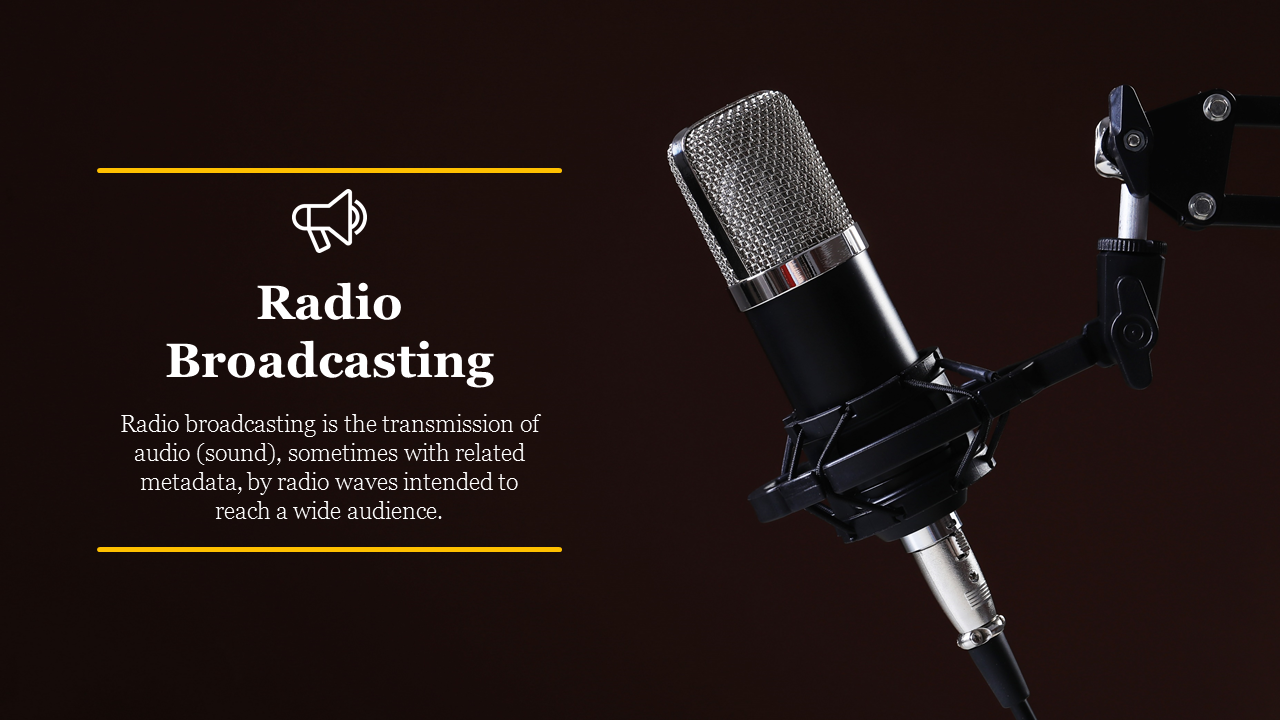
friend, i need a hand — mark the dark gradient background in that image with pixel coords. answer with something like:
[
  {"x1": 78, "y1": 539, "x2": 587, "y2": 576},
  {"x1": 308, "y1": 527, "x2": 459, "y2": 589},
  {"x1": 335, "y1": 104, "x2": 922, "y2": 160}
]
[{"x1": 14, "y1": 2, "x2": 1279, "y2": 718}]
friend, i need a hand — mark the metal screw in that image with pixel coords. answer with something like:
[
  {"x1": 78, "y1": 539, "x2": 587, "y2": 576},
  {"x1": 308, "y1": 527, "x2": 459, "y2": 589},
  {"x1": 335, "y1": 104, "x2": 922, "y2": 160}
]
[
  {"x1": 968, "y1": 571, "x2": 979, "y2": 582},
  {"x1": 1123, "y1": 130, "x2": 1146, "y2": 152},
  {"x1": 1203, "y1": 94, "x2": 1231, "y2": 122},
  {"x1": 1188, "y1": 192, "x2": 1217, "y2": 221}
]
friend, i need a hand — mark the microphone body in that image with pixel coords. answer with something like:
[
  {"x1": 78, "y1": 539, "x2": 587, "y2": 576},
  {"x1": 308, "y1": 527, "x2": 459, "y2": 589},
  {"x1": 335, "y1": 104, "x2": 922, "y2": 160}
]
[{"x1": 744, "y1": 251, "x2": 916, "y2": 418}]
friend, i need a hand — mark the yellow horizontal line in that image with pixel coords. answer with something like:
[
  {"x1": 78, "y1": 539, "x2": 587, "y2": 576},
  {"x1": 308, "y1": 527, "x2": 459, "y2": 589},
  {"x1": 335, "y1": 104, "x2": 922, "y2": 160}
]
[
  {"x1": 98, "y1": 546, "x2": 561, "y2": 553},
  {"x1": 96, "y1": 168, "x2": 562, "y2": 174}
]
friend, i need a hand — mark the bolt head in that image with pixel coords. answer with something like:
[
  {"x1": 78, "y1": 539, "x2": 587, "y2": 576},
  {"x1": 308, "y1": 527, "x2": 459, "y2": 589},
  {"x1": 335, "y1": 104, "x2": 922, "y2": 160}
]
[
  {"x1": 1122, "y1": 321, "x2": 1148, "y2": 347},
  {"x1": 1203, "y1": 94, "x2": 1231, "y2": 122},
  {"x1": 1123, "y1": 130, "x2": 1146, "y2": 151},
  {"x1": 1188, "y1": 192, "x2": 1217, "y2": 221}
]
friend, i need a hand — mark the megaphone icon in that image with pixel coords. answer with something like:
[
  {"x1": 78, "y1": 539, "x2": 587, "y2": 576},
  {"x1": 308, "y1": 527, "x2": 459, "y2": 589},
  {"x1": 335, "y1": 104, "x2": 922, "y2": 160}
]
[{"x1": 292, "y1": 189, "x2": 368, "y2": 253}]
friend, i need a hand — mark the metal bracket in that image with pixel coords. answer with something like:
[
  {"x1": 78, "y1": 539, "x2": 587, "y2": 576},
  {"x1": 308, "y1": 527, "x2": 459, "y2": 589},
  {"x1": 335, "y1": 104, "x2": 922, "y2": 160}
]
[
  {"x1": 1105, "y1": 85, "x2": 1153, "y2": 198},
  {"x1": 1098, "y1": 85, "x2": 1280, "y2": 229}
]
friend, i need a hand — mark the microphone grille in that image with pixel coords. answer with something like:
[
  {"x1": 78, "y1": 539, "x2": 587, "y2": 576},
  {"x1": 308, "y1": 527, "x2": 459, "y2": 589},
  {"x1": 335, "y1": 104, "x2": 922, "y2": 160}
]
[{"x1": 669, "y1": 90, "x2": 854, "y2": 284}]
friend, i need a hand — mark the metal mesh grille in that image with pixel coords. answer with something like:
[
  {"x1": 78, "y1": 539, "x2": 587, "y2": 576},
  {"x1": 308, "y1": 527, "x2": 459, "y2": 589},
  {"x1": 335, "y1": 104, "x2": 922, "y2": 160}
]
[
  {"x1": 680, "y1": 90, "x2": 853, "y2": 284},
  {"x1": 668, "y1": 146, "x2": 738, "y2": 283}
]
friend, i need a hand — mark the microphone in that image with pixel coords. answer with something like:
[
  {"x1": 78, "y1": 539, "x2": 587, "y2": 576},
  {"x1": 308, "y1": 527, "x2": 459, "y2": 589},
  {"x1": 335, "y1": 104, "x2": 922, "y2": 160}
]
[{"x1": 668, "y1": 91, "x2": 1036, "y2": 719}]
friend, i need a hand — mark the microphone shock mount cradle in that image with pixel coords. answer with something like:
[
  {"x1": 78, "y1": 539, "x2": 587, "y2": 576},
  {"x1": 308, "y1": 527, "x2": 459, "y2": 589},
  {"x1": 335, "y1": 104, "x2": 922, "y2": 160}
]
[{"x1": 736, "y1": 87, "x2": 1277, "y2": 718}]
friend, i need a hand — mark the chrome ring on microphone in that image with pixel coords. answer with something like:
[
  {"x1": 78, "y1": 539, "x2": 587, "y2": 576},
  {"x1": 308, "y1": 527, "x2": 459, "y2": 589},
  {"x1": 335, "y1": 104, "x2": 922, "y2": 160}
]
[{"x1": 729, "y1": 223, "x2": 870, "y2": 311}]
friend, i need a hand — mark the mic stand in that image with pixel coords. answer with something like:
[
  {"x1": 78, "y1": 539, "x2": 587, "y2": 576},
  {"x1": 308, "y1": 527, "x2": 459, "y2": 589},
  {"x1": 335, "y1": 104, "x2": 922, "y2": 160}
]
[{"x1": 745, "y1": 85, "x2": 1278, "y2": 718}]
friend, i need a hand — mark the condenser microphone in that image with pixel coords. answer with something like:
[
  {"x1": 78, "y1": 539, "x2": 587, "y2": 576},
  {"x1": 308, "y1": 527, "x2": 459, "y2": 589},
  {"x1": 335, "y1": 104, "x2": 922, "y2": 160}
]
[{"x1": 668, "y1": 91, "x2": 1037, "y2": 720}]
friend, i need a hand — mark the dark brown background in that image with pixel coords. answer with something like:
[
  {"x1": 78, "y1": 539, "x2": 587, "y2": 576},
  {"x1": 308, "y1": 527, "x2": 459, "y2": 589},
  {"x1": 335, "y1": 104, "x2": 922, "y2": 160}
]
[{"x1": 14, "y1": 2, "x2": 1279, "y2": 718}]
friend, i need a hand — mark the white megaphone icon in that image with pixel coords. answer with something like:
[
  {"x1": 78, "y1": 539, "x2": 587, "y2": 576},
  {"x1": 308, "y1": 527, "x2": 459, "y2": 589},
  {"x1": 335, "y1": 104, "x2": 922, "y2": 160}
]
[{"x1": 292, "y1": 189, "x2": 368, "y2": 253}]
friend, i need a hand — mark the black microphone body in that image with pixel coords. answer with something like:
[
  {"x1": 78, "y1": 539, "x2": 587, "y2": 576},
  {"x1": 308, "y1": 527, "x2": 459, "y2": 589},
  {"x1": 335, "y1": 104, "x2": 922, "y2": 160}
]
[{"x1": 745, "y1": 251, "x2": 916, "y2": 418}]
